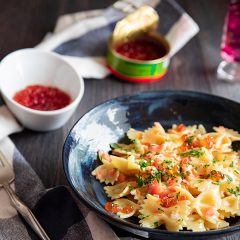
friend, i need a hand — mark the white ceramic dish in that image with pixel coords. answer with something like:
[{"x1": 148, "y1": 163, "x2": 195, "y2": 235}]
[{"x1": 0, "y1": 48, "x2": 84, "y2": 131}]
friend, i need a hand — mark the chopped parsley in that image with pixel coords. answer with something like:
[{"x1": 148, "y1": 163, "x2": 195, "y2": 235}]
[
  {"x1": 227, "y1": 185, "x2": 240, "y2": 196},
  {"x1": 162, "y1": 159, "x2": 172, "y2": 165},
  {"x1": 234, "y1": 170, "x2": 240, "y2": 175},
  {"x1": 204, "y1": 164, "x2": 210, "y2": 168},
  {"x1": 225, "y1": 174, "x2": 233, "y2": 183},
  {"x1": 230, "y1": 161, "x2": 234, "y2": 167},
  {"x1": 139, "y1": 159, "x2": 151, "y2": 169},
  {"x1": 227, "y1": 188, "x2": 236, "y2": 195},
  {"x1": 110, "y1": 143, "x2": 122, "y2": 149},
  {"x1": 136, "y1": 170, "x2": 163, "y2": 187},
  {"x1": 136, "y1": 175, "x2": 153, "y2": 187},
  {"x1": 179, "y1": 172, "x2": 185, "y2": 179},
  {"x1": 133, "y1": 147, "x2": 138, "y2": 151},
  {"x1": 154, "y1": 221, "x2": 160, "y2": 227},
  {"x1": 153, "y1": 170, "x2": 162, "y2": 182},
  {"x1": 176, "y1": 192, "x2": 180, "y2": 199},
  {"x1": 212, "y1": 159, "x2": 219, "y2": 164},
  {"x1": 136, "y1": 176, "x2": 145, "y2": 188},
  {"x1": 185, "y1": 136, "x2": 194, "y2": 145},
  {"x1": 139, "y1": 214, "x2": 149, "y2": 220},
  {"x1": 128, "y1": 185, "x2": 134, "y2": 191},
  {"x1": 212, "y1": 181, "x2": 221, "y2": 185},
  {"x1": 132, "y1": 139, "x2": 140, "y2": 144},
  {"x1": 180, "y1": 149, "x2": 204, "y2": 158},
  {"x1": 131, "y1": 139, "x2": 140, "y2": 151}
]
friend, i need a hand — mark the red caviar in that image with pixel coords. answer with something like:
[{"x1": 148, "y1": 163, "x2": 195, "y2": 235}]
[
  {"x1": 13, "y1": 85, "x2": 71, "y2": 111},
  {"x1": 121, "y1": 205, "x2": 134, "y2": 214},
  {"x1": 115, "y1": 38, "x2": 167, "y2": 61},
  {"x1": 192, "y1": 140, "x2": 201, "y2": 148},
  {"x1": 105, "y1": 202, "x2": 133, "y2": 214},
  {"x1": 175, "y1": 124, "x2": 186, "y2": 132},
  {"x1": 105, "y1": 202, "x2": 119, "y2": 213},
  {"x1": 202, "y1": 136, "x2": 214, "y2": 149},
  {"x1": 161, "y1": 197, "x2": 178, "y2": 208}
]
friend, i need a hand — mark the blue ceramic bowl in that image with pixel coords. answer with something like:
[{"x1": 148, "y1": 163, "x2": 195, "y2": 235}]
[{"x1": 63, "y1": 90, "x2": 240, "y2": 239}]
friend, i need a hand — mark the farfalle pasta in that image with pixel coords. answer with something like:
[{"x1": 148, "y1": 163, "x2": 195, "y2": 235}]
[{"x1": 92, "y1": 123, "x2": 240, "y2": 231}]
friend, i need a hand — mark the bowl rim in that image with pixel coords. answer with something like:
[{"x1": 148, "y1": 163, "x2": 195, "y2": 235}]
[
  {"x1": 63, "y1": 90, "x2": 240, "y2": 237},
  {"x1": 0, "y1": 48, "x2": 85, "y2": 115}
]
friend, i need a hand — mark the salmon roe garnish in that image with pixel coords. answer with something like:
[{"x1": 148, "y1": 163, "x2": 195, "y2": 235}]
[
  {"x1": 202, "y1": 136, "x2": 214, "y2": 149},
  {"x1": 175, "y1": 124, "x2": 186, "y2": 132},
  {"x1": 161, "y1": 197, "x2": 178, "y2": 208},
  {"x1": 115, "y1": 38, "x2": 167, "y2": 61},
  {"x1": 13, "y1": 85, "x2": 71, "y2": 111},
  {"x1": 105, "y1": 202, "x2": 133, "y2": 214},
  {"x1": 121, "y1": 205, "x2": 134, "y2": 214},
  {"x1": 105, "y1": 202, "x2": 119, "y2": 213}
]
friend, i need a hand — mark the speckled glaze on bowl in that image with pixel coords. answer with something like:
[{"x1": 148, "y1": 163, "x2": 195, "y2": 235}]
[{"x1": 63, "y1": 90, "x2": 240, "y2": 240}]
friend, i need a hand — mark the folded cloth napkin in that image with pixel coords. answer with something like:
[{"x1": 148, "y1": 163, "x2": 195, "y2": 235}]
[
  {"x1": 0, "y1": 104, "x2": 119, "y2": 240},
  {"x1": 36, "y1": 0, "x2": 199, "y2": 79}
]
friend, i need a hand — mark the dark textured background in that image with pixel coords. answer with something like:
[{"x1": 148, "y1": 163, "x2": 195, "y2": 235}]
[{"x1": 1, "y1": 1, "x2": 239, "y2": 239}]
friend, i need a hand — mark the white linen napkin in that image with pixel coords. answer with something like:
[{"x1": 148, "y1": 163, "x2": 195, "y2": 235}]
[{"x1": 36, "y1": 0, "x2": 199, "y2": 79}]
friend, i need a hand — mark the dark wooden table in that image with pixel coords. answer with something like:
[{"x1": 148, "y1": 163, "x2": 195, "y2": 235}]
[{"x1": 1, "y1": 0, "x2": 240, "y2": 239}]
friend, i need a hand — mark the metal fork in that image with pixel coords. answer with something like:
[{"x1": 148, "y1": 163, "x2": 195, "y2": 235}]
[{"x1": 0, "y1": 151, "x2": 50, "y2": 240}]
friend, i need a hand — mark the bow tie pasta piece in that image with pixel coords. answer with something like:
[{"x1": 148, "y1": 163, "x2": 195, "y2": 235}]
[
  {"x1": 98, "y1": 150, "x2": 113, "y2": 165},
  {"x1": 204, "y1": 219, "x2": 229, "y2": 230},
  {"x1": 194, "y1": 188, "x2": 221, "y2": 224},
  {"x1": 174, "y1": 186, "x2": 195, "y2": 201},
  {"x1": 127, "y1": 155, "x2": 141, "y2": 171},
  {"x1": 197, "y1": 147, "x2": 213, "y2": 164},
  {"x1": 130, "y1": 186, "x2": 148, "y2": 204},
  {"x1": 113, "y1": 198, "x2": 139, "y2": 219},
  {"x1": 219, "y1": 209, "x2": 233, "y2": 219},
  {"x1": 213, "y1": 126, "x2": 240, "y2": 141},
  {"x1": 110, "y1": 155, "x2": 143, "y2": 174},
  {"x1": 139, "y1": 194, "x2": 191, "y2": 231},
  {"x1": 190, "y1": 179, "x2": 214, "y2": 194},
  {"x1": 92, "y1": 164, "x2": 119, "y2": 185},
  {"x1": 212, "y1": 151, "x2": 239, "y2": 168},
  {"x1": 220, "y1": 195, "x2": 240, "y2": 216},
  {"x1": 139, "y1": 194, "x2": 166, "y2": 228},
  {"x1": 185, "y1": 214, "x2": 206, "y2": 231},
  {"x1": 195, "y1": 124, "x2": 207, "y2": 135},
  {"x1": 206, "y1": 132, "x2": 232, "y2": 151},
  {"x1": 141, "y1": 124, "x2": 166, "y2": 144},
  {"x1": 104, "y1": 181, "x2": 136, "y2": 199},
  {"x1": 163, "y1": 200, "x2": 192, "y2": 231},
  {"x1": 220, "y1": 181, "x2": 239, "y2": 198},
  {"x1": 127, "y1": 128, "x2": 143, "y2": 140},
  {"x1": 110, "y1": 155, "x2": 129, "y2": 174}
]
